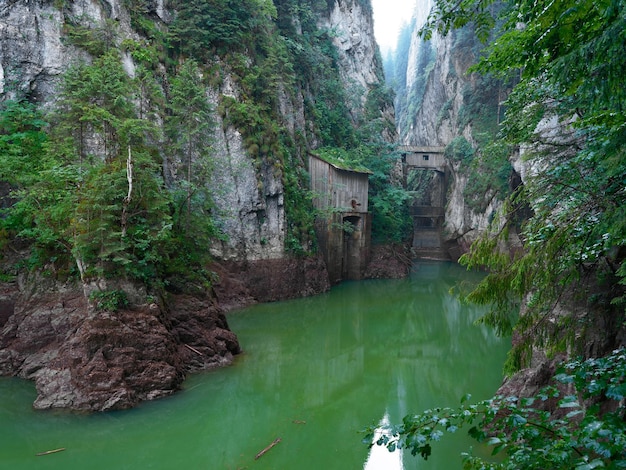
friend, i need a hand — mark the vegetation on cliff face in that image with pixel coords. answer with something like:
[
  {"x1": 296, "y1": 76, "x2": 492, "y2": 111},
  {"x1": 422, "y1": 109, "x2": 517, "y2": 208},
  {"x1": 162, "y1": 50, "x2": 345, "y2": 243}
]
[
  {"x1": 374, "y1": 0, "x2": 626, "y2": 467},
  {"x1": 386, "y1": 13, "x2": 515, "y2": 221},
  {"x1": 0, "y1": 0, "x2": 403, "y2": 293},
  {"x1": 446, "y1": 0, "x2": 626, "y2": 371}
]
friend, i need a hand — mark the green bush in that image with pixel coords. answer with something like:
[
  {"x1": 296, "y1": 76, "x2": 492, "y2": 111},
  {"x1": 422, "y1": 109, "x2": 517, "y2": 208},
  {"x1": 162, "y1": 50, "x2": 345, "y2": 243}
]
[
  {"x1": 444, "y1": 136, "x2": 474, "y2": 163},
  {"x1": 89, "y1": 289, "x2": 129, "y2": 312}
]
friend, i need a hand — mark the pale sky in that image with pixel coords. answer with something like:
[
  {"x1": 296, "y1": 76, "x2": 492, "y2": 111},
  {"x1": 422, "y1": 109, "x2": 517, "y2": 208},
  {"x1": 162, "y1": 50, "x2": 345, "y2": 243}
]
[{"x1": 371, "y1": 0, "x2": 416, "y2": 54}]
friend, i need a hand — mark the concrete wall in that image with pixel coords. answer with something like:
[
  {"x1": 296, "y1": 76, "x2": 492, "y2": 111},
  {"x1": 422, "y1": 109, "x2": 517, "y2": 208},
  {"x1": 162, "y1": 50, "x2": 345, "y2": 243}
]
[{"x1": 315, "y1": 212, "x2": 371, "y2": 284}]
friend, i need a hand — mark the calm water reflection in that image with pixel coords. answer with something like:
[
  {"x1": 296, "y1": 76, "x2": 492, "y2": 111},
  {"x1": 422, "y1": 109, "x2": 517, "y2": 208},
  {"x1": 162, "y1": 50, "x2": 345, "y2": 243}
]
[{"x1": 0, "y1": 261, "x2": 509, "y2": 469}]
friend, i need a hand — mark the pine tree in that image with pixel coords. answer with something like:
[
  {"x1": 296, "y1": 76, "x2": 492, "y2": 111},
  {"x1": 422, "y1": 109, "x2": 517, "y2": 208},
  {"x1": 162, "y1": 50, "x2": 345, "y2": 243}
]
[{"x1": 165, "y1": 59, "x2": 216, "y2": 235}]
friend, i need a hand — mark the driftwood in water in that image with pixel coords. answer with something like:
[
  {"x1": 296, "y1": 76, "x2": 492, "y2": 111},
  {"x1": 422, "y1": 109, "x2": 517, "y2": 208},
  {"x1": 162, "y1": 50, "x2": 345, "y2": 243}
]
[
  {"x1": 254, "y1": 438, "x2": 281, "y2": 460},
  {"x1": 36, "y1": 448, "x2": 66, "y2": 456}
]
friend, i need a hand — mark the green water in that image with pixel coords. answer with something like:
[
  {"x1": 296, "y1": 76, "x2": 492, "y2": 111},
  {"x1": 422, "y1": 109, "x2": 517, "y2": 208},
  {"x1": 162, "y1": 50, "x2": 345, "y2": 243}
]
[{"x1": 0, "y1": 261, "x2": 509, "y2": 469}]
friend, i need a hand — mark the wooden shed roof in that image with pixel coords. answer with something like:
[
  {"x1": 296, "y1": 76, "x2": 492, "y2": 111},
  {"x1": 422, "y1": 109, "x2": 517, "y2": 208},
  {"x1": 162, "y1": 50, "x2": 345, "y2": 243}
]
[{"x1": 309, "y1": 152, "x2": 373, "y2": 174}]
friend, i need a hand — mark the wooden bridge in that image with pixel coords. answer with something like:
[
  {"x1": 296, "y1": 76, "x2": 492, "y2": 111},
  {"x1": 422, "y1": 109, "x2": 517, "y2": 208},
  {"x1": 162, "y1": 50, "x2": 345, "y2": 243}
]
[
  {"x1": 399, "y1": 146, "x2": 446, "y2": 172},
  {"x1": 399, "y1": 146, "x2": 449, "y2": 257}
]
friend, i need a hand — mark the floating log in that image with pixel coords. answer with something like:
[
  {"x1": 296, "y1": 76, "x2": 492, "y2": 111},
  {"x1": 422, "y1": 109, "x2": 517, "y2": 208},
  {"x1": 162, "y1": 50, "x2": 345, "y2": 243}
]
[
  {"x1": 254, "y1": 438, "x2": 281, "y2": 460},
  {"x1": 36, "y1": 448, "x2": 66, "y2": 456},
  {"x1": 292, "y1": 420, "x2": 306, "y2": 424}
]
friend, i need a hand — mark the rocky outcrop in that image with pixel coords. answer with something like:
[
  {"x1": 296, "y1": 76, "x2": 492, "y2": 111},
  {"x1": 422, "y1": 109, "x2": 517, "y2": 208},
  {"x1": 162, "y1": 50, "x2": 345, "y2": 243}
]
[
  {"x1": 0, "y1": 0, "x2": 66, "y2": 101},
  {"x1": 0, "y1": 278, "x2": 239, "y2": 411},
  {"x1": 400, "y1": 0, "x2": 474, "y2": 148},
  {"x1": 211, "y1": 248, "x2": 410, "y2": 313},
  {"x1": 322, "y1": 1, "x2": 379, "y2": 100},
  {"x1": 496, "y1": 266, "x2": 626, "y2": 402},
  {"x1": 207, "y1": 82, "x2": 288, "y2": 262},
  {"x1": 443, "y1": 160, "x2": 508, "y2": 260},
  {"x1": 321, "y1": 0, "x2": 396, "y2": 139},
  {"x1": 402, "y1": 34, "x2": 470, "y2": 147}
]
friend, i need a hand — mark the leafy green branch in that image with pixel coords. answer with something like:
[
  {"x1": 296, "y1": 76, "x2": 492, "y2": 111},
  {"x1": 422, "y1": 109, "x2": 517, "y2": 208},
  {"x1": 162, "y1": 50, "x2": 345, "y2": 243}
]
[{"x1": 363, "y1": 349, "x2": 626, "y2": 469}]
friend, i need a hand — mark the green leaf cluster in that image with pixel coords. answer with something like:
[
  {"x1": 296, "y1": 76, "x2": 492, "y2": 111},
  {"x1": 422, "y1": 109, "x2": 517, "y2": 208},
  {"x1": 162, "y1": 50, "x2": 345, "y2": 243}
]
[
  {"x1": 168, "y1": 0, "x2": 272, "y2": 59},
  {"x1": 461, "y1": 140, "x2": 514, "y2": 213},
  {"x1": 0, "y1": 100, "x2": 49, "y2": 188},
  {"x1": 89, "y1": 289, "x2": 129, "y2": 312},
  {"x1": 444, "y1": 136, "x2": 474, "y2": 164},
  {"x1": 63, "y1": 18, "x2": 118, "y2": 57},
  {"x1": 165, "y1": 59, "x2": 218, "y2": 240},
  {"x1": 364, "y1": 348, "x2": 626, "y2": 469}
]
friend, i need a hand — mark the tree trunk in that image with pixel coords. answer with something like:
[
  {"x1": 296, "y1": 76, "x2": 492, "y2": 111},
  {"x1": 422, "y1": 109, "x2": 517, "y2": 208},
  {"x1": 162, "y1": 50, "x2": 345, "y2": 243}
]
[{"x1": 121, "y1": 145, "x2": 133, "y2": 238}]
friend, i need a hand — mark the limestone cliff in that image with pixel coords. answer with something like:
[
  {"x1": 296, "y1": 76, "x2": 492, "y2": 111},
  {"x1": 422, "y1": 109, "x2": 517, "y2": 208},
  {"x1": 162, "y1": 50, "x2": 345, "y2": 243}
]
[
  {"x1": 0, "y1": 0, "x2": 389, "y2": 410},
  {"x1": 395, "y1": 2, "x2": 510, "y2": 256},
  {"x1": 1, "y1": 0, "x2": 388, "y2": 261}
]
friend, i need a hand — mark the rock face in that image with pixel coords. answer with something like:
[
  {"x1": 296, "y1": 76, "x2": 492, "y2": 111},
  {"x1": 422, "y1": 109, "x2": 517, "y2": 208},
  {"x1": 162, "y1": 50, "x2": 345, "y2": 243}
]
[
  {"x1": 398, "y1": 6, "x2": 505, "y2": 257},
  {"x1": 211, "y1": 256, "x2": 331, "y2": 312},
  {"x1": 0, "y1": 1, "x2": 66, "y2": 101},
  {"x1": 0, "y1": 0, "x2": 389, "y2": 410},
  {"x1": 443, "y1": 160, "x2": 507, "y2": 258},
  {"x1": 323, "y1": 0, "x2": 396, "y2": 139},
  {"x1": 0, "y1": 277, "x2": 239, "y2": 411},
  {"x1": 322, "y1": 1, "x2": 379, "y2": 99},
  {"x1": 496, "y1": 268, "x2": 626, "y2": 403},
  {"x1": 207, "y1": 86, "x2": 287, "y2": 262}
]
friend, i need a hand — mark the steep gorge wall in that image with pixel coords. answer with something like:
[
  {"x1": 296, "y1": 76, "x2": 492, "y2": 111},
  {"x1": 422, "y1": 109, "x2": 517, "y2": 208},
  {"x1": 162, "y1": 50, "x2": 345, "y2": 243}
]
[
  {"x1": 1, "y1": 0, "x2": 387, "y2": 264},
  {"x1": 0, "y1": 0, "x2": 389, "y2": 410},
  {"x1": 210, "y1": 0, "x2": 389, "y2": 263},
  {"x1": 396, "y1": 2, "x2": 626, "y2": 412},
  {"x1": 397, "y1": 7, "x2": 508, "y2": 256}
]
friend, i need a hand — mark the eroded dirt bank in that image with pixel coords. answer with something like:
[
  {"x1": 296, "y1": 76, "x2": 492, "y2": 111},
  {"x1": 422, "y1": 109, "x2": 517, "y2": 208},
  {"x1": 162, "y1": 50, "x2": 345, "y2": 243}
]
[{"x1": 0, "y1": 280, "x2": 240, "y2": 411}]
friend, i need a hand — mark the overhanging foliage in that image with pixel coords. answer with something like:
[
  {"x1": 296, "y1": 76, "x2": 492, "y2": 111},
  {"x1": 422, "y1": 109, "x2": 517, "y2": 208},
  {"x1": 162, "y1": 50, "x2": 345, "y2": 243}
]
[
  {"x1": 364, "y1": 348, "x2": 626, "y2": 469},
  {"x1": 423, "y1": 0, "x2": 626, "y2": 369}
]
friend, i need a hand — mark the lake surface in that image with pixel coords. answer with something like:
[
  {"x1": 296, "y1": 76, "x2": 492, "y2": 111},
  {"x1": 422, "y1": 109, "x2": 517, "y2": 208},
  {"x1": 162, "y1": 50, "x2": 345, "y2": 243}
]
[{"x1": 0, "y1": 261, "x2": 509, "y2": 469}]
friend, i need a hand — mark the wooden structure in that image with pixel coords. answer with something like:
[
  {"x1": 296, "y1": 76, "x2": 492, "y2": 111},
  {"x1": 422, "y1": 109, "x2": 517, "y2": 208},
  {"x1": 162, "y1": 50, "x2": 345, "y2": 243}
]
[
  {"x1": 309, "y1": 153, "x2": 372, "y2": 284},
  {"x1": 400, "y1": 146, "x2": 447, "y2": 253},
  {"x1": 399, "y1": 146, "x2": 445, "y2": 172}
]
